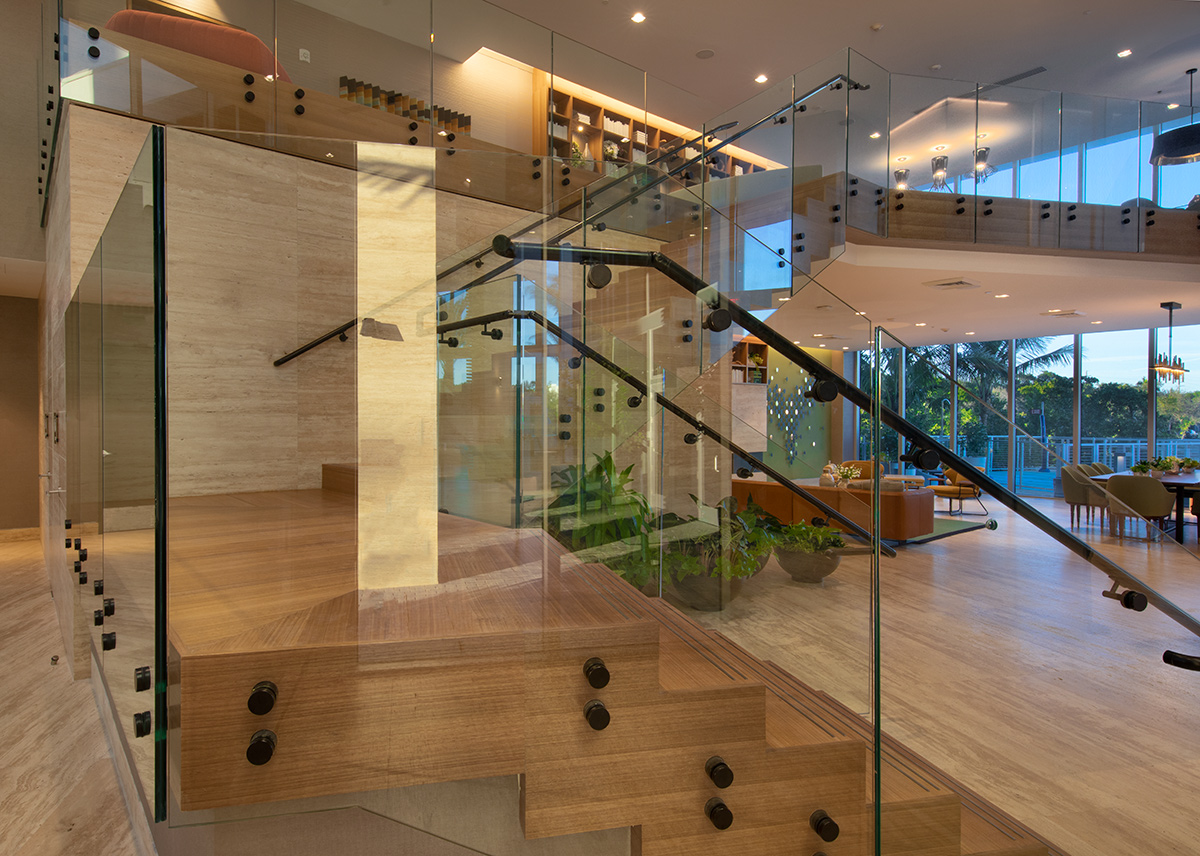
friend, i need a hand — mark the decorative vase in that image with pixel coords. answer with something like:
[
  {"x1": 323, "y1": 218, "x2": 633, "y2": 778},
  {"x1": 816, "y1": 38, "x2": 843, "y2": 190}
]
[
  {"x1": 1151, "y1": 469, "x2": 1165, "y2": 479},
  {"x1": 1183, "y1": 467, "x2": 1195, "y2": 475},
  {"x1": 774, "y1": 547, "x2": 842, "y2": 584}
]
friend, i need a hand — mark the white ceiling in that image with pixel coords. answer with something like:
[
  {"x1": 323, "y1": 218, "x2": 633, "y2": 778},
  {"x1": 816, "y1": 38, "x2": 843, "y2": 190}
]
[{"x1": 485, "y1": 0, "x2": 1200, "y2": 123}]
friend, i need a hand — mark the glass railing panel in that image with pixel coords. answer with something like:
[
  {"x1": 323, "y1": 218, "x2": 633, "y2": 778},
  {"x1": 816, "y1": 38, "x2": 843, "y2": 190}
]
[
  {"x1": 847, "y1": 50, "x2": 891, "y2": 237},
  {"x1": 276, "y1": 0, "x2": 433, "y2": 146},
  {"x1": 887, "y1": 73, "x2": 978, "y2": 244},
  {"x1": 872, "y1": 325, "x2": 1200, "y2": 856},
  {"x1": 550, "y1": 32, "x2": 646, "y2": 187},
  {"x1": 98, "y1": 137, "x2": 160, "y2": 815},
  {"x1": 969, "y1": 84, "x2": 1061, "y2": 249},
  {"x1": 1141, "y1": 98, "x2": 1200, "y2": 253},
  {"x1": 60, "y1": 3, "x2": 281, "y2": 134},
  {"x1": 1060, "y1": 91, "x2": 1143, "y2": 252}
]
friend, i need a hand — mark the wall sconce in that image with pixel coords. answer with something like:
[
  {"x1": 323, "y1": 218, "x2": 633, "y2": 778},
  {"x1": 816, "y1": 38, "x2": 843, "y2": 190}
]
[
  {"x1": 894, "y1": 169, "x2": 909, "y2": 190},
  {"x1": 930, "y1": 155, "x2": 950, "y2": 191},
  {"x1": 972, "y1": 147, "x2": 996, "y2": 183}
]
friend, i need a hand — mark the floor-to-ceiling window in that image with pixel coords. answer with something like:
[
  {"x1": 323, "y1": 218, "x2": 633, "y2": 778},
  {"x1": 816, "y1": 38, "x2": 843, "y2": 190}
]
[{"x1": 1154, "y1": 322, "x2": 1200, "y2": 461}]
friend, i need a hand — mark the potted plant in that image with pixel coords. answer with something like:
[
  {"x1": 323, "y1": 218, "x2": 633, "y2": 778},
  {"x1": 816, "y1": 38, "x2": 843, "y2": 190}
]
[
  {"x1": 834, "y1": 463, "x2": 861, "y2": 487},
  {"x1": 748, "y1": 351, "x2": 766, "y2": 383},
  {"x1": 661, "y1": 495, "x2": 776, "y2": 611},
  {"x1": 1180, "y1": 457, "x2": 1199, "y2": 474},
  {"x1": 1130, "y1": 460, "x2": 1152, "y2": 476},
  {"x1": 1149, "y1": 456, "x2": 1177, "y2": 478},
  {"x1": 772, "y1": 520, "x2": 847, "y2": 584}
]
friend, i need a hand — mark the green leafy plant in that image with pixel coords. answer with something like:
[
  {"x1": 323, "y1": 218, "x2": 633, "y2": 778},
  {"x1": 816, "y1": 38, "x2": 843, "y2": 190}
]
[
  {"x1": 1179, "y1": 457, "x2": 1199, "y2": 470},
  {"x1": 1130, "y1": 460, "x2": 1151, "y2": 474},
  {"x1": 776, "y1": 520, "x2": 846, "y2": 553},
  {"x1": 660, "y1": 495, "x2": 778, "y2": 583},
  {"x1": 1149, "y1": 455, "x2": 1179, "y2": 471},
  {"x1": 835, "y1": 464, "x2": 861, "y2": 482},
  {"x1": 545, "y1": 452, "x2": 654, "y2": 585}
]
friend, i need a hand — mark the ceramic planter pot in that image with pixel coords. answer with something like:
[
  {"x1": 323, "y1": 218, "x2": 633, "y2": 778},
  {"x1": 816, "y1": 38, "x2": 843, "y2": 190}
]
[
  {"x1": 1151, "y1": 469, "x2": 1165, "y2": 479},
  {"x1": 774, "y1": 546, "x2": 841, "y2": 584}
]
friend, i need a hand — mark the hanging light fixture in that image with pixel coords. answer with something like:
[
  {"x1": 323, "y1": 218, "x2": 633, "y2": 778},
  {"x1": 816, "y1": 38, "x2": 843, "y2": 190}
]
[
  {"x1": 930, "y1": 155, "x2": 950, "y2": 191},
  {"x1": 1149, "y1": 68, "x2": 1200, "y2": 166},
  {"x1": 972, "y1": 146, "x2": 996, "y2": 182},
  {"x1": 894, "y1": 168, "x2": 910, "y2": 190},
  {"x1": 1154, "y1": 301, "x2": 1188, "y2": 384}
]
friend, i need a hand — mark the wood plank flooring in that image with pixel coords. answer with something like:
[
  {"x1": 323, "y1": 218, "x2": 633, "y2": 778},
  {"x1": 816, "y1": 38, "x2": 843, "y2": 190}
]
[
  {"x1": 0, "y1": 537, "x2": 138, "y2": 856},
  {"x1": 687, "y1": 500, "x2": 1200, "y2": 856}
]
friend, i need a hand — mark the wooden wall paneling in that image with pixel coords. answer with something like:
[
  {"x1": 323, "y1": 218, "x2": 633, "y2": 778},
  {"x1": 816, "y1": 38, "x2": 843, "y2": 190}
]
[
  {"x1": 887, "y1": 189, "x2": 975, "y2": 243},
  {"x1": 355, "y1": 143, "x2": 439, "y2": 588},
  {"x1": 1143, "y1": 208, "x2": 1200, "y2": 256},
  {"x1": 176, "y1": 633, "x2": 527, "y2": 810}
]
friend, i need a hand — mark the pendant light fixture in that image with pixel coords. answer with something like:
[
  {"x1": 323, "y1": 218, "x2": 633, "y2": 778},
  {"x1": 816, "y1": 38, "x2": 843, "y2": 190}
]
[
  {"x1": 894, "y1": 168, "x2": 910, "y2": 190},
  {"x1": 930, "y1": 155, "x2": 950, "y2": 191},
  {"x1": 1154, "y1": 301, "x2": 1188, "y2": 384},
  {"x1": 972, "y1": 146, "x2": 996, "y2": 183},
  {"x1": 1149, "y1": 68, "x2": 1200, "y2": 166}
]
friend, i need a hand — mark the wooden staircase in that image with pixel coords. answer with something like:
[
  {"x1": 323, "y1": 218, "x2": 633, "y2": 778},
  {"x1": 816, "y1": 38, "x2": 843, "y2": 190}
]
[{"x1": 166, "y1": 493, "x2": 1066, "y2": 856}]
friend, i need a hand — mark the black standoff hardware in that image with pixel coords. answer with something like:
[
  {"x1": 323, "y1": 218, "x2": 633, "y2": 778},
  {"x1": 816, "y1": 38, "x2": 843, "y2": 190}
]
[
  {"x1": 104, "y1": 597, "x2": 115, "y2": 616},
  {"x1": 102, "y1": 632, "x2": 116, "y2": 651},
  {"x1": 705, "y1": 756, "x2": 734, "y2": 788},
  {"x1": 94, "y1": 579, "x2": 104, "y2": 595},
  {"x1": 294, "y1": 105, "x2": 305, "y2": 115},
  {"x1": 246, "y1": 729, "x2": 277, "y2": 765},
  {"x1": 583, "y1": 657, "x2": 610, "y2": 689},
  {"x1": 583, "y1": 699, "x2": 610, "y2": 730},
  {"x1": 559, "y1": 431, "x2": 571, "y2": 441},
  {"x1": 74, "y1": 538, "x2": 82, "y2": 550},
  {"x1": 243, "y1": 73, "x2": 254, "y2": 85},
  {"x1": 87, "y1": 27, "x2": 100, "y2": 39},
  {"x1": 295, "y1": 88, "x2": 305, "y2": 99},
  {"x1": 78, "y1": 571, "x2": 87, "y2": 584},
  {"x1": 94, "y1": 609, "x2": 104, "y2": 626},
  {"x1": 88, "y1": 46, "x2": 100, "y2": 58},
  {"x1": 810, "y1": 809, "x2": 840, "y2": 842},
  {"x1": 135, "y1": 666, "x2": 152, "y2": 692},
  {"x1": 134, "y1": 711, "x2": 152, "y2": 738},
  {"x1": 684, "y1": 433, "x2": 699, "y2": 445},
  {"x1": 244, "y1": 91, "x2": 255, "y2": 103},
  {"x1": 705, "y1": 797, "x2": 733, "y2": 830},
  {"x1": 65, "y1": 519, "x2": 71, "y2": 529},
  {"x1": 559, "y1": 414, "x2": 572, "y2": 423},
  {"x1": 248, "y1": 681, "x2": 279, "y2": 716}
]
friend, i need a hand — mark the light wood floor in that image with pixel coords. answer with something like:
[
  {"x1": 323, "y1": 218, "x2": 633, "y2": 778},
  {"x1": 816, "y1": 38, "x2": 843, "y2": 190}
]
[
  {"x1": 689, "y1": 499, "x2": 1200, "y2": 856},
  {"x1": 13, "y1": 490, "x2": 1200, "y2": 856},
  {"x1": 0, "y1": 537, "x2": 138, "y2": 856}
]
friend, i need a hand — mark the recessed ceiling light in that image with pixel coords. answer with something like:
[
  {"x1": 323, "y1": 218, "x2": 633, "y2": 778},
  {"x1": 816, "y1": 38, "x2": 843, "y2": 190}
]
[
  {"x1": 631, "y1": 12, "x2": 646, "y2": 23},
  {"x1": 779, "y1": 296, "x2": 790, "y2": 302},
  {"x1": 842, "y1": 346, "x2": 849, "y2": 350},
  {"x1": 977, "y1": 132, "x2": 989, "y2": 139},
  {"x1": 812, "y1": 333, "x2": 825, "y2": 338},
  {"x1": 995, "y1": 293, "x2": 1010, "y2": 299},
  {"x1": 1168, "y1": 103, "x2": 1180, "y2": 110},
  {"x1": 966, "y1": 331, "x2": 976, "y2": 335},
  {"x1": 696, "y1": 49, "x2": 715, "y2": 60},
  {"x1": 915, "y1": 322, "x2": 927, "y2": 327},
  {"x1": 855, "y1": 311, "x2": 867, "y2": 316},
  {"x1": 869, "y1": 132, "x2": 881, "y2": 139},
  {"x1": 793, "y1": 340, "x2": 801, "y2": 345},
  {"x1": 577, "y1": 124, "x2": 584, "y2": 132},
  {"x1": 755, "y1": 74, "x2": 768, "y2": 83},
  {"x1": 895, "y1": 155, "x2": 909, "y2": 162},
  {"x1": 1091, "y1": 320, "x2": 1103, "y2": 324},
  {"x1": 1117, "y1": 49, "x2": 1132, "y2": 58},
  {"x1": 931, "y1": 143, "x2": 949, "y2": 152}
]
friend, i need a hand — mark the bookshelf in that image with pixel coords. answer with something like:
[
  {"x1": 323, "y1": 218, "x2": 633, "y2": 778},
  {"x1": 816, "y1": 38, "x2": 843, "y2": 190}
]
[
  {"x1": 732, "y1": 337, "x2": 768, "y2": 384},
  {"x1": 541, "y1": 77, "x2": 782, "y2": 181}
]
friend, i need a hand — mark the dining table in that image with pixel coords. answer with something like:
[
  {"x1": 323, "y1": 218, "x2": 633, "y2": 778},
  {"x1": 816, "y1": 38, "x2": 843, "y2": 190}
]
[{"x1": 1090, "y1": 470, "x2": 1200, "y2": 543}]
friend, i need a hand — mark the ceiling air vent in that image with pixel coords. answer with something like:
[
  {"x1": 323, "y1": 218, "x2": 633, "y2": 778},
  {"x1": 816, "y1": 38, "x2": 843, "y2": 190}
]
[
  {"x1": 1040, "y1": 308, "x2": 1087, "y2": 318},
  {"x1": 922, "y1": 278, "x2": 980, "y2": 291}
]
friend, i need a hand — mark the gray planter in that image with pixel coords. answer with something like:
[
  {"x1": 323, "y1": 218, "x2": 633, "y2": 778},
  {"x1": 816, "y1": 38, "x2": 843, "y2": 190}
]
[{"x1": 774, "y1": 546, "x2": 841, "y2": 584}]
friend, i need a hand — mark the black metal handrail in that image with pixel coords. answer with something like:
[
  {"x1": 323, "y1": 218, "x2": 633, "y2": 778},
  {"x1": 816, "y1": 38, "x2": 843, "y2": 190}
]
[
  {"x1": 493, "y1": 235, "x2": 1200, "y2": 640},
  {"x1": 437, "y1": 307, "x2": 895, "y2": 557},
  {"x1": 273, "y1": 320, "x2": 355, "y2": 367}
]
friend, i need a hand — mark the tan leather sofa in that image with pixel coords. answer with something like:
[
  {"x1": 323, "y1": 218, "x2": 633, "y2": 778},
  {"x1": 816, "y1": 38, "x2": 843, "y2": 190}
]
[{"x1": 732, "y1": 478, "x2": 935, "y2": 543}]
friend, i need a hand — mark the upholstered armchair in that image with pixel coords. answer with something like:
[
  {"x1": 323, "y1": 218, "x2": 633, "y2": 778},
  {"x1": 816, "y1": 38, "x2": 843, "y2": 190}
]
[
  {"x1": 1060, "y1": 465, "x2": 1107, "y2": 529},
  {"x1": 928, "y1": 467, "x2": 988, "y2": 515},
  {"x1": 1105, "y1": 474, "x2": 1176, "y2": 540}
]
